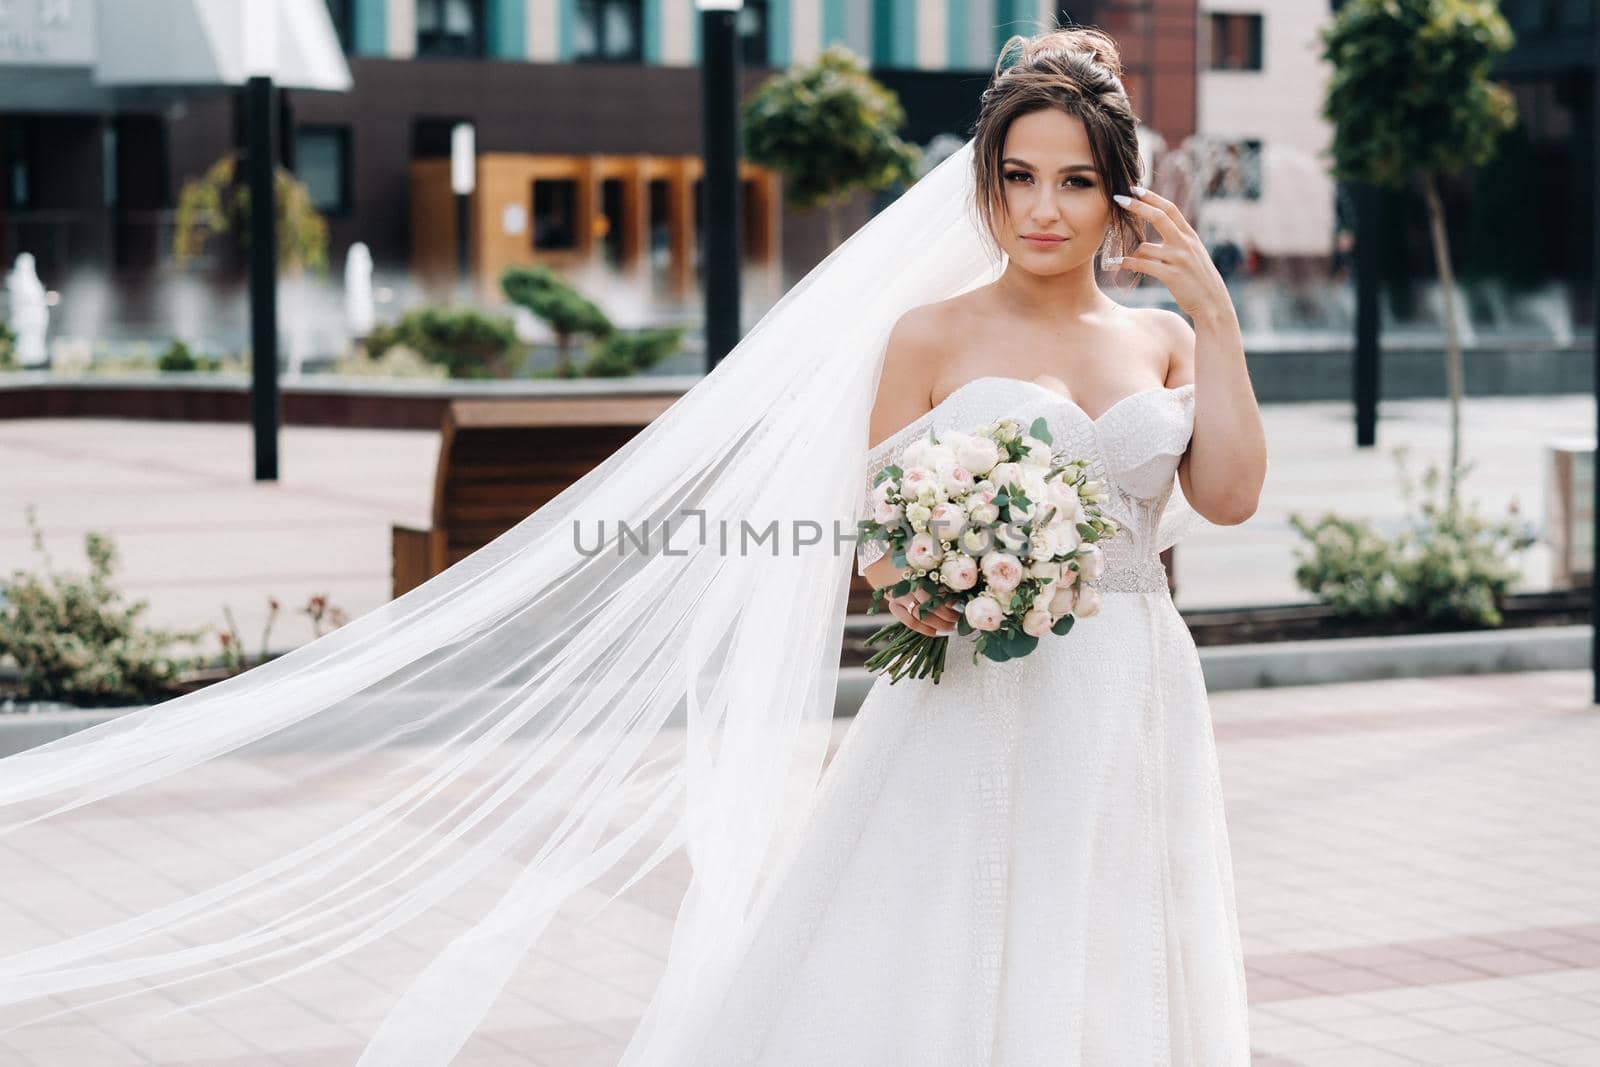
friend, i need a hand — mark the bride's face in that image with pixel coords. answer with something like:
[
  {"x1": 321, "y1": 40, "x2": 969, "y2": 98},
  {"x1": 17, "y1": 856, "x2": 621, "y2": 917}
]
[{"x1": 996, "y1": 109, "x2": 1114, "y2": 276}]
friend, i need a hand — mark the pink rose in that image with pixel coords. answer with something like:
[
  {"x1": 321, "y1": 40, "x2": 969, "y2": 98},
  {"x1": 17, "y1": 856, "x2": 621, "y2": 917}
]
[
  {"x1": 963, "y1": 594, "x2": 1004, "y2": 632},
  {"x1": 979, "y1": 551, "x2": 1024, "y2": 593}
]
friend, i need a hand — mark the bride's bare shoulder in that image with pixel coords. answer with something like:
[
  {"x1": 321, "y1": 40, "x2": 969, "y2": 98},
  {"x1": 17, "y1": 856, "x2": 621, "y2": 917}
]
[{"x1": 870, "y1": 299, "x2": 965, "y2": 448}]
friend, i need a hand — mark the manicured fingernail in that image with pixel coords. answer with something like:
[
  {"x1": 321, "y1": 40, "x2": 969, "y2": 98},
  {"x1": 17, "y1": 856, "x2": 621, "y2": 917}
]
[
  {"x1": 1104, "y1": 256, "x2": 1123, "y2": 266},
  {"x1": 1131, "y1": 184, "x2": 1148, "y2": 197},
  {"x1": 1112, "y1": 194, "x2": 1132, "y2": 207}
]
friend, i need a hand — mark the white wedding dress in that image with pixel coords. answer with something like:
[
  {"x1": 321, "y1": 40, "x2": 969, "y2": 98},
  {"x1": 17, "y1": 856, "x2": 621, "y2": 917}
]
[{"x1": 684, "y1": 375, "x2": 1251, "y2": 1065}]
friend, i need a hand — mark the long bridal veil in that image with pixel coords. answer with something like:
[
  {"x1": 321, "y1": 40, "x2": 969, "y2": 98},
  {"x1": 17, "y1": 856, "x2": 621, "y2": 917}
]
[{"x1": 0, "y1": 138, "x2": 1009, "y2": 1064}]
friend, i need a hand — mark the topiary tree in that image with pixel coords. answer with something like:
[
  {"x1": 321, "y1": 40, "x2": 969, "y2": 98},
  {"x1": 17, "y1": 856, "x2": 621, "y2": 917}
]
[
  {"x1": 174, "y1": 153, "x2": 330, "y2": 275},
  {"x1": 365, "y1": 307, "x2": 520, "y2": 379},
  {"x1": 1320, "y1": 0, "x2": 1516, "y2": 503},
  {"x1": 500, "y1": 264, "x2": 613, "y2": 378},
  {"x1": 580, "y1": 326, "x2": 687, "y2": 378},
  {"x1": 743, "y1": 45, "x2": 921, "y2": 249}
]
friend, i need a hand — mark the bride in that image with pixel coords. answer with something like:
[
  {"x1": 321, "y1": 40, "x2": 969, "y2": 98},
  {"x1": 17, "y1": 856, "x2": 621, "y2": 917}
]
[{"x1": 0, "y1": 25, "x2": 1263, "y2": 1067}]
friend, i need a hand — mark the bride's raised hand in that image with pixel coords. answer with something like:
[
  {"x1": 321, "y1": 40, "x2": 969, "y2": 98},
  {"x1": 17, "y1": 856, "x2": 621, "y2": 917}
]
[
  {"x1": 888, "y1": 587, "x2": 959, "y2": 637},
  {"x1": 1106, "y1": 186, "x2": 1232, "y2": 322}
]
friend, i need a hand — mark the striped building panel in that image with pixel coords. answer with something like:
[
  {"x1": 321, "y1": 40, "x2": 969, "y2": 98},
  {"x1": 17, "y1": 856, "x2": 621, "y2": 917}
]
[
  {"x1": 790, "y1": 0, "x2": 821, "y2": 63},
  {"x1": 487, "y1": 0, "x2": 527, "y2": 57},
  {"x1": 354, "y1": 0, "x2": 388, "y2": 55},
  {"x1": 526, "y1": 0, "x2": 559, "y2": 61},
  {"x1": 387, "y1": 0, "x2": 416, "y2": 58}
]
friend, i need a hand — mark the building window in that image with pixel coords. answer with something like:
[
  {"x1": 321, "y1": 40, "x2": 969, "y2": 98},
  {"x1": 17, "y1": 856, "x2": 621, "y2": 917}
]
[
  {"x1": 1203, "y1": 139, "x2": 1262, "y2": 200},
  {"x1": 295, "y1": 126, "x2": 353, "y2": 215},
  {"x1": 1209, "y1": 13, "x2": 1262, "y2": 72},
  {"x1": 6, "y1": 126, "x2": 31, "y2": 209},
  {"x1": 417, "y1": 0, "x2": 485, "y2": 57},
  {"x1": 739, "y1": 0, "x2": 770, "y2": 67},
  {"x1": 323, "y1": 0, "x2": 353, "y2": 51},
  {"x1": 533, "y1": 179, "x2": 579, "y2": 250},
  {"x1": 574, "y1": 0, "x2": 643, "y2": 63}
]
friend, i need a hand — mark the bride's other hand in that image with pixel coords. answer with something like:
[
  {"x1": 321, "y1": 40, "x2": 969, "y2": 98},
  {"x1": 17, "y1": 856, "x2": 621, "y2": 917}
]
[
  {"x1": 888, "y1": 587, "x2": 959, "y2": 637},
  {"x1": 1106, "y1": 186, "x2": 1231, "y2": 323}
]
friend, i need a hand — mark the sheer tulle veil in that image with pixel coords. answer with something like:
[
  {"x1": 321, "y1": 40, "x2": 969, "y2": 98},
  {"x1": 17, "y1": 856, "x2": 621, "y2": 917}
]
[{"x1": 0, "y1": 138, "x2": 1014, "y2": 1063}]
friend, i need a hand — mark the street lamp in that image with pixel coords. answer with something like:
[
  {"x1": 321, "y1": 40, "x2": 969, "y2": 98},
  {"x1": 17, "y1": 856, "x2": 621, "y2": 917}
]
[
  {"x1": 245, "y1": 0, "x2": 283, "y2": 481},
  {"x1": 451, "y1": 122, "x2": 476, "y2": 293},
  {"x1": 697, "y1": 0, "x2": 743, "y2": 371}
]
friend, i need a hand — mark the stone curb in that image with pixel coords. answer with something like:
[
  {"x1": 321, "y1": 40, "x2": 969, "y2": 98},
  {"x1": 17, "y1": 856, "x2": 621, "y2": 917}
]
[
  {"x1": 834, "y1": 625, "x2": 1592, "y2": 717},
  {"x1": 3, "y1": 626, "x2": 1590, "y2": 756}
]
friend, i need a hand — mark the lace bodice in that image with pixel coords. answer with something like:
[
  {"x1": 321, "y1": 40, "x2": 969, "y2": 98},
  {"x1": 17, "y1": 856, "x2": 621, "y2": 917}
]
[{"x1": 856, "y1": 376, "x2": 1198, "y2": 593}]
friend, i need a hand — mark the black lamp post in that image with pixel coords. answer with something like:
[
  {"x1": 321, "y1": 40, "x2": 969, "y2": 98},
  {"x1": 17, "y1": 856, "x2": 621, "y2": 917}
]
[
  {"x1": 451, "y1": 122, "x2": 476, "y2": 293},
  {"x1": 698, "y1": 0, "x2": 743, "y2": 371},
  {"x1": 246, "y1": 73, "x2": 280, "y2": 482},
  {"x1": 1590, "y1": 17, "x2": 1599, "y2": 704}
]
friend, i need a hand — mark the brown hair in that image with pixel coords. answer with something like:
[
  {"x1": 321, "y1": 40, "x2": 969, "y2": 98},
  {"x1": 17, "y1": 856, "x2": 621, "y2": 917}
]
[{"x1": 971, "y1": 26, "x2": 1143, "y2": 260}]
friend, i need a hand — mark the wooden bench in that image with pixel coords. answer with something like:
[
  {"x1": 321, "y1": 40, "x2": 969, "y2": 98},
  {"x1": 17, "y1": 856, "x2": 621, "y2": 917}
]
[
  {"x1": 392, "y1": 394, "x2": 680, "y2": 597},
  {"x1": 392, "y1": 394, "x2": 885, "y2": 613}
]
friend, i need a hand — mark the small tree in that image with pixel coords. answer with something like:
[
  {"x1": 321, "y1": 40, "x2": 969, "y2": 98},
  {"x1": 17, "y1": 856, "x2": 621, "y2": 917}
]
[
  {"x1": 500, "y1": 264, "x2": 612, "y2": 378},
  {"x1": 174, "y1": 153, "x2": 330, "y2": 275},
  {"x1": 1320, "y1": 0, "x2": 1516, "y2": 503},
  {"x1": 743, "y1": 45, "x2": 920, "y2": 250}
]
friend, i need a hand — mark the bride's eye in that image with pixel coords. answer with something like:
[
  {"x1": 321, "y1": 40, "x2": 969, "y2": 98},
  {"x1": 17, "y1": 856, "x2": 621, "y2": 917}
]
[
  {"x1": 1067, "y1": 176, "x2": 1094, "y2": 188},
  {"x1": 1003, "y1": 171, "x2": 1031, "y2": 183}
]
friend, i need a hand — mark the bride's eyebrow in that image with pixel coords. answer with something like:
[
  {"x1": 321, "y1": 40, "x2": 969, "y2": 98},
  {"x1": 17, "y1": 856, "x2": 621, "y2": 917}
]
[{"x1": 1001, "y1": 158, "x2": 1097, "y2": 173}]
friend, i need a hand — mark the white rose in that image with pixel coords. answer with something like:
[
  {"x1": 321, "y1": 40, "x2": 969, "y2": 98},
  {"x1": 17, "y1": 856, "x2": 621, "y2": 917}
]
[
  {"x1": 994, "y1": 521, "x2": 1029, "y2": 552},
  {"x1": 1028, "y1": 559, "x2": 1062, "y2": 581},
  {"x1": 1051, "y1": 521, "x2": 1082, "y2": 555},
  {"x1": 905, "y1": 502, "x2": 932, "y2": 531},
  {"x1": 1075, "y1": 542, "x2": 1106, "y2": 581},
  {"x1": 939, "y1": 553, "x2": 979, "y2": 591},
  {"x1": 916, "y1": 482, "x2": 946, "y2": 506},
  {"x1": 1073, "y1": 584, "x2": 1102, "y2": 618},
  {"x1": 938, "y1": 463, "x2": 976, "y2": 496},
  {"x1": 964, "y1": 594, "x2": 1004, "y2": 632},
  {"x1": 922, "y1": 444, "x2": 956, "y2": 472},
  {"x1": 905, "y1": 532, "x2": 944, "y2": 570},
  {"x1": 873, "y1": 498, "x2": 903, "y2": 525},
  {"x1": 989, "y1": 461, "x2": 1023, "y2": 488},
  {"x1": 992, "y1": 420, "x2": 1021, "y2": 444},
  {"x1": 1027, "y1": 527, "x2": 1056, "y2": 561},
  {"x1": 1048, "y1": 583, "x2": 1077, "y2": 616},
  {"x1": 952, "y1": 435, "x2": 1000, "y2": 475},
  {"x1": 1022, "y1": 608, "x2": 1054, "y2": 638},
  {"x1": 1079, "y1": 478, "x2": 1110, "y2": 506},
  {"x1": 1018, "y1": 436, "x2": 1052, "y2": 468},
  {"x1": 1030, "y1": 584, "x2": 1056, "y2": 614},
  {"x1": 1047, "y1": 482, "x2": 1084, "y2": 526},
  {"x1": 901, "y1": 466, "x2": 938, "y2": 497},
  {"x1": 959, "y1": 526, "x2": 993, "y2": 556},
  {"x1": 928, "y1": 501, "x2": 968, "y2": 541},
  {"x1": 967, "y1": 499, "x2": 1000, "y2": 526},
  {"x1": 980, "y1": 551, "x2": 1024, "y2": 593},
  {"x1": 902, "y1": 437, "x2": 935, "y2": 469}
]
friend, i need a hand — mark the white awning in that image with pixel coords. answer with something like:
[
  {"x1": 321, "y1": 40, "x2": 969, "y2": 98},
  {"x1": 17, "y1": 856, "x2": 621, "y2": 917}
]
[{"x1": 94, "y1": 0, "x2": 351, "y2": 91}]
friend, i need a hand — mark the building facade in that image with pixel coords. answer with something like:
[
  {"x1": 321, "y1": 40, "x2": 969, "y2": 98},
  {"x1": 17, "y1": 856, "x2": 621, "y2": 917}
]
[
  {"x1": 1193, "y1": 0, "x2": 1336, "y2": 269},
  {"x1": 1, "y1": 0, "x2": 1203, "y2": 318}
]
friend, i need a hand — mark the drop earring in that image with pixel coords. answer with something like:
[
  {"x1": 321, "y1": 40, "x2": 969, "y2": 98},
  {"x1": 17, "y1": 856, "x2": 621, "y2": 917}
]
[{"x1": 1099, "y1": 226, "x2": 1125, "y2": 267}]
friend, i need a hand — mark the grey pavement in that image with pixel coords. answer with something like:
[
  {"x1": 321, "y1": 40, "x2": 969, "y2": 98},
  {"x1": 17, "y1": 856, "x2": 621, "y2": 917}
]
[
  {"x1": 0, "y1": 394, "x2": 1590, "y2": 651},
  {"x1": 0, "y1": 670, "x2": 1596, "y2": 1064}
]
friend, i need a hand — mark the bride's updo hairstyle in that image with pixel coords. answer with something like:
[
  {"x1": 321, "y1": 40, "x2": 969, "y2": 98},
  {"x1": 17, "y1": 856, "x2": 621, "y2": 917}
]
[{"x1": 972, "y1": 26, "x2": 1144, "y2": 259}]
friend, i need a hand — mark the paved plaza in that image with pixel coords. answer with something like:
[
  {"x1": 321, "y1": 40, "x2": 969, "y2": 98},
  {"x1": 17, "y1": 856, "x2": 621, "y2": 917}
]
[
  {"x1": 0, "y1": 393, "x2": 1590, "y2": 649},
  {"x1": 0, "y1": 670, "x2": 1596, "y2": 1065}
]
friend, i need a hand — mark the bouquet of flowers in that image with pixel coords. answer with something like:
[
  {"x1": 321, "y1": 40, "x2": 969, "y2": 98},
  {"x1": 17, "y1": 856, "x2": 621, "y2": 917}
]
[{"x1": 858, "y1": 414, "x2": 1118, "y2": 683}]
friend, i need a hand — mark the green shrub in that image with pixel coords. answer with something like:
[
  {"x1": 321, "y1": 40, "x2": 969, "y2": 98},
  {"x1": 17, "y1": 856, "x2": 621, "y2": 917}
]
[
  {"x1": 1290, "y1": 459, "x2": 1533, "y2": 628},
  {"x1": 0, "y1": 321, "x2": 15, "y2": 370},
  {"x1": 501, "y1": 264, "x2": 612, "y2": 378},
  {"x1": 580, "y1": 327, "x2": 686, "y2": 377},
  {"x1": 366, "y1": 307, "x2": 520, "y2": 379},
  {"x1": 156, "y1": 340, "x2": 221, "y2": 372},
  {"x1": 0, "y1": 508, "x2": 202, "y2": 705}
]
